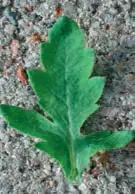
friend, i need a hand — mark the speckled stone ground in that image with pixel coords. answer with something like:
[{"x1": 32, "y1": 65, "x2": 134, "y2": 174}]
[{"x1": 0, "y1": 0, "x2": 135, "y2": 193}]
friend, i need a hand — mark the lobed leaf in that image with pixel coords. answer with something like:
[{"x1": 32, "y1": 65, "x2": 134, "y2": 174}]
[{"x1": 0, "y1": 16, "x2": 135, "y2": 183}]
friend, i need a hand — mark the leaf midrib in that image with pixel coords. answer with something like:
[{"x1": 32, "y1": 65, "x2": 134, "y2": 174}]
[{"x1": 64, "y1": 41, "x2": 77, "y2": 176}]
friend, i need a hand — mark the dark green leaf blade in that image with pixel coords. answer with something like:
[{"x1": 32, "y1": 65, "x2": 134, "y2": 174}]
[
  {"x1": 0, "y1": 104, "x2": 60, "y2": 139},
  {"x1": 28, "y1": 16, "x2": 102, "y2": 136},
  {"x1": 0, "y1": 16, "x2": 134, "y2": 184},
  {"x1": 71, "y1": 76, "x2": 105, "y2": 131},
  {"x1": 76, "y1": 130, "x2": 135, "y2": 176},
  {"x1": 27, "y1": 69, "x2": 68, "y2": 131},
  {"x1": 35, "y1": 138, "x2": 77, "y2": 182},
  {"x1": 90, "y1": 130, "x2": 135, "y2": 149}
]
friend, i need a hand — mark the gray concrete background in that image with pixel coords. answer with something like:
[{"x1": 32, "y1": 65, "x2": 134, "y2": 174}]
[{"x1": 0, "y1": 0, "x2": 135, "y2": 193}]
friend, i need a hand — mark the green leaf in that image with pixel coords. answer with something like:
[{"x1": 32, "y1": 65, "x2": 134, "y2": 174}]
[
  {"x1": 0, "y1": 104, "x2": 61, "y2": 139},
  {"x1": 75, "y1": 130, "x2": 135, "y2": 175},
  {"x1": 0, "y1": 16, "x2": 135, "y2": 183}
]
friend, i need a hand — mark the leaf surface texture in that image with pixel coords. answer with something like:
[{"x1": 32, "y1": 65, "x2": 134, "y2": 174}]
[{"x1": 0, "y1": 16, "x2": 135, "y2": 183}]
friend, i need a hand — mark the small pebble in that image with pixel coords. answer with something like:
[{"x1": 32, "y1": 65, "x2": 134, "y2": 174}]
[
  {"x1": 47, "y1": 23, "x2": 53, "y2": 28},
  {"x1": 4, "y1": 7, "x2": 17, "y2": 25},
  {"x1": 105, "y1": 24, "x2": 110, "y2": 30},
  {"x1": 10, "y1": 39, "x2": 20, "y2": 58}
]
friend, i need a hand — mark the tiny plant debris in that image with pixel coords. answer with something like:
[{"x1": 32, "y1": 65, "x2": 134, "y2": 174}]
[
  {"x1": 54, "y1": 6, "x2": 62, "y2": 16},
  {"x1": 27, "y1": 33, "x2": 42, "y2": 42},
  {"x1": 0, "y1": 16, "x2": 135, "y2": 183},
  {"x1": 16, "y1": 64, "x2": 28, "y2": 86},
  {"x1": 96, "y1": 151, "x2": 109, "y2": 167}
]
